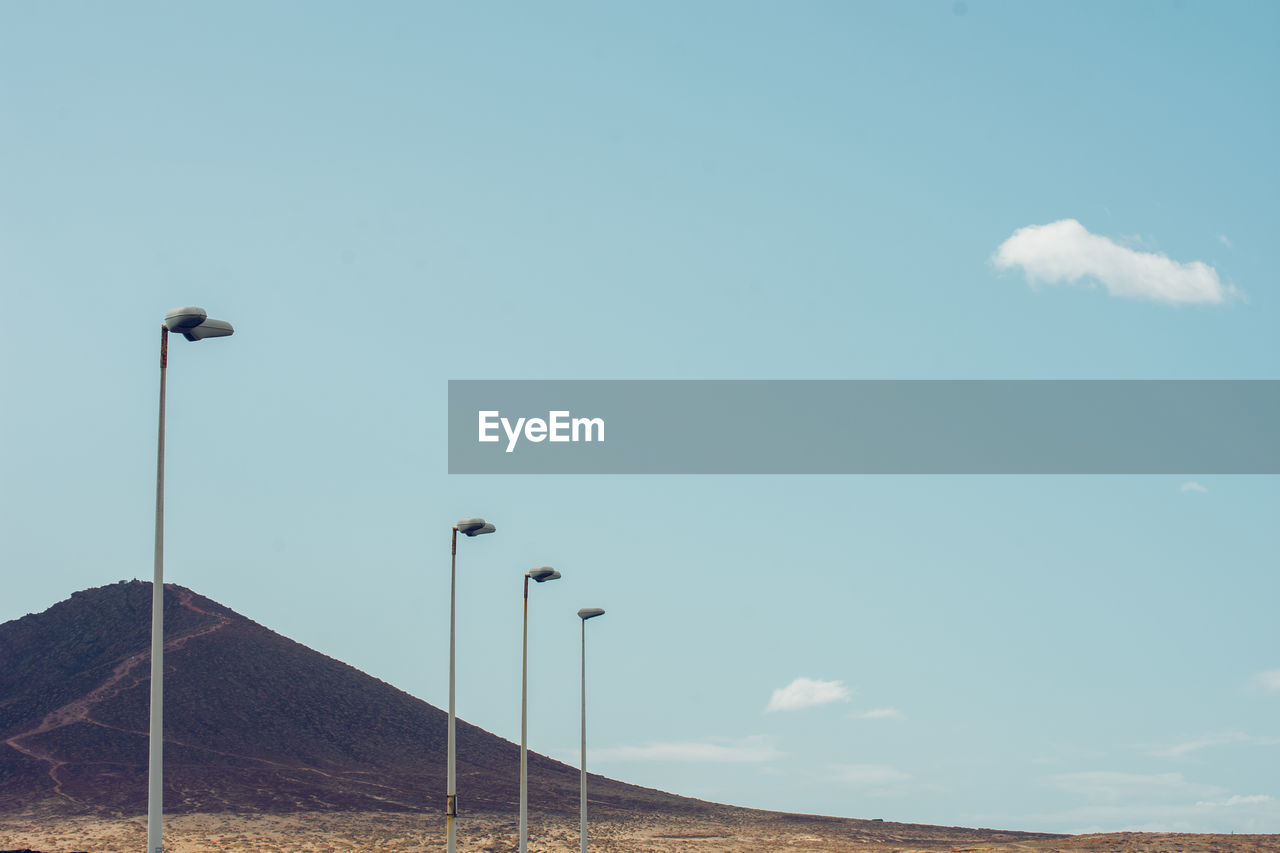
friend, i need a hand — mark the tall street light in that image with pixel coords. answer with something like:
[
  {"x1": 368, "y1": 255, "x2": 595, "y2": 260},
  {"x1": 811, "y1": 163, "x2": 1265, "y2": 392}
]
[
  {"x1": 148, "y1": 306, "x2": 234, "y2": 853},
  {"x1": 447, "y1": 517, "x2": 495, "y2": 853},
  {"x1": 519, "y1": 566, "x2": 562, "y2": 853},
  {"x1": 577, "y1": 607, "x2": 605, "y2": 853}
]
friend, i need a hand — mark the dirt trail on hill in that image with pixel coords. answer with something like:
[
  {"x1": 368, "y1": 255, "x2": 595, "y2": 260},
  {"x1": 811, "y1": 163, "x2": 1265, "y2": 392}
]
[{"x1": 2, "y1": 588, "x2": 231, "y2": 803}]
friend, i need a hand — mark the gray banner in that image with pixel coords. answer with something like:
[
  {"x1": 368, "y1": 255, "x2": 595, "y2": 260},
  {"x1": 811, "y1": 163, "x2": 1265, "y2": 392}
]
[{"x1": 448, "y1": 380, "x2": 1280, "y2": 474}]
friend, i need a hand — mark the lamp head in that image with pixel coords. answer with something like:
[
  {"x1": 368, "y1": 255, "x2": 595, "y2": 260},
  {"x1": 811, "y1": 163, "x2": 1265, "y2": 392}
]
[
  {"x1": 527, "y1": 566, "x2": 561, "y2": 583},
  {"x1": 164, "y1": 306, "x2": 207, "y2": 332},
  {"x1": 457, "y1": 517, "x2": 496, "y2": 536},
  {"x1": 578, "y1": 607, "x2": 605, "y2": 620},
  {"x1": 182, "y1": 318, "x2": 234, "y2": 341},
  {"x1": 164, "y1": 306, "x2": 234, "y2": 341}
]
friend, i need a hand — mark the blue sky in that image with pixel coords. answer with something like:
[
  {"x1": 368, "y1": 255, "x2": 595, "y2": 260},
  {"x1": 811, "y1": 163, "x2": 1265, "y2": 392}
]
[{"x1": 1, "y1": 1, "x2": 1277, "y2": 834}]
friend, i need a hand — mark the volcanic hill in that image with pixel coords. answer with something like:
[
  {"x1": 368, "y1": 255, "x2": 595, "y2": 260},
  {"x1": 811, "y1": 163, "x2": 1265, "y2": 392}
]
[
  {"x1": 0, "y1": 583, "x2": 1077, "y2": 853},
  {"x1": 0, "y1": 581, "x2": 700, "y2": 818}
]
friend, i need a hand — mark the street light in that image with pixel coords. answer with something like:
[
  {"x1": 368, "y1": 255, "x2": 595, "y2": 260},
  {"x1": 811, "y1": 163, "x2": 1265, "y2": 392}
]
[
  {"x1": 577, "y1": 607, "x2": 605, "y2": 853},
  {"x1": 148, "y1": 306, "x2": 234, "y2": 853},
  {"x1": 519, "y1": 566, "x2": 562, "y2": 853},
  {"x1": 447, "y1": 517, "x2": 495, "y2": 853}
]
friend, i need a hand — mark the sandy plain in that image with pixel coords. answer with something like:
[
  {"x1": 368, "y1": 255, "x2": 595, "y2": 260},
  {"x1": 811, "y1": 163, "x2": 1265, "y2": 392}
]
[{"x1": 1, "y1": 809, "x2": 1276, "y2": 853}]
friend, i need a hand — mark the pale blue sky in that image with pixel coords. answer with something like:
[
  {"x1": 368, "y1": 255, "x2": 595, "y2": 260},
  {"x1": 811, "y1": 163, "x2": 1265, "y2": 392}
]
[{"x1": 1, "y1": 1, "x2": 1277, "y2": 834}]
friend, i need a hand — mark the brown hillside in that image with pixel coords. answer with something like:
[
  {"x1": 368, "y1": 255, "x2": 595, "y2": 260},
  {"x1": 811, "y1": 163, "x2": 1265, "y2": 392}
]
[
  {"x1": 0, "y1": 581, "x2": 708, "y2": 818},
  {"x1": 0, "y1": 583, "x2": 1070, "y2": 853}
]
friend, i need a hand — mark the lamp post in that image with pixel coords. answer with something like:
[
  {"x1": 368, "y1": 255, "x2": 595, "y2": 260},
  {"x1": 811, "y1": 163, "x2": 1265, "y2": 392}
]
[
  {"x1": 447, "y1": 517, "x2": 495, "y2": 853},
  {"x1": 148, "y1": 306, "x2": 234, "y2": 853},
  {"x1": 519, "y1": 566, "x2": 562, "y2": 853},
  {"x1": 577, "y1": 607, "x2": 605, "y2": 853}
]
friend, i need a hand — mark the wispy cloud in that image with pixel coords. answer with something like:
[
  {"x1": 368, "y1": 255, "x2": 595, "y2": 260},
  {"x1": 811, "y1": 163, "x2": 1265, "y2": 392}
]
[
  {"x1": 1045, "y1": 771, "x2": 1223, "y2": 804},
  {"x1": 1256, "y1": 669, "x2": 1280, "y2": 692},
  {"x1": 766, "y1": 677, "x2": 852, "y2": 712},
  {"x1": 1219, "y1": 234, "x2": 1233, "y2": 249},
  {"x1": 1206, "y1": 794, "x2": 1274, "y2": 807},
  {"x1": 1146, "y1": 731, "x2": 1259, "y2": 758},
  {"x1": 591, "y1": 735, "x2": 781, "y2": 764},
  {"x1": 1180, "y1": 481, "x2": 1208, "y2": 493},
  {"x1": 830, "y1": 763, "x2": 912, "y2": 792},
  {"x1": 850, "y1": 708, "x2": 905, "y2": 721},
  {"x1": 992, "y1": 219, "x2": 1235, "y2": 305},
  {"x1": 1024, "y1": 772, "x2": 1280, "y2": 833},
  {"x1": 1010, "y1": 796, "x2": 1280, "y2": 834}
]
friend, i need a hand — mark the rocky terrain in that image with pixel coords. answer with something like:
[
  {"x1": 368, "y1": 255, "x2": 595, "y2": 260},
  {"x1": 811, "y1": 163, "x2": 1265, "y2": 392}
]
[
  {"x1": 0, "y1": 583, "x2": 1271, "y2": 853},
  {"x1": 1, "y1": 807, "x2": 1275, "y2": 853},
  {"x1": 0, "y1": 582, "x2": 709, "y2": 818}
]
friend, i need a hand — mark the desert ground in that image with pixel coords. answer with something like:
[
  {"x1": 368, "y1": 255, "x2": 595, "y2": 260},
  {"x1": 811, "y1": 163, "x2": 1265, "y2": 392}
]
[{"x1": 0, "y1": 809, "x2": 1275, "y2": 853}]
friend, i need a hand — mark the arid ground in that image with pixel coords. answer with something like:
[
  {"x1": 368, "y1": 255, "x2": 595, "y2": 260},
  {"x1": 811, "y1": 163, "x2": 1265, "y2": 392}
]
[
  {"x1": 4, "y1": 587, "x2": 1275, "y2": 853},
  {"x1": 0, "y1": 808, "x2": 1275, "y2": 853}
]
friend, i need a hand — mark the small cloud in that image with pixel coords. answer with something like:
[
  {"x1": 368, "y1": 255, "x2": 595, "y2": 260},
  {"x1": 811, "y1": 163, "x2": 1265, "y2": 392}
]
[
  {"x1": 591, "y1": 735, "x2": 781, "y2": 764},
  {"x1": 830, "y1": 763, "x2": 913, "y2": 793},
  {"x1": 1180, "y1": 481, "x2": 1209, "y2": 493},
  {"x1": 1118, "y1": 233, "x2": 1152, "y2": 249},
  {"x1": 1201, "y1": 794, "x2": 1274, "y2": 807},
  {"x1": 1046, "y1": 771, "x2": 1223, "y2": 804},
  {"x1": 850, "y1": 708, "x2": 905, "y2": 720},
  {"x1": 1256, "y1": 669, "x2": 1280, "y2": 693},
  {"x1": 1147, "y1": 731, "x2": 1251, "y2": 758},
  {"x1": 766, "y1": 677, "x2": 852, "y2": 712},
  {"x1": 992, "y1": 219, "x2": 1235, "y2": 305},
  {"x1": 1219, "y1": 235, "x2": 1233, "y2": 249},
  {"x1": 1008, "y1": 793, "x2": 1280, "y2": 834}
]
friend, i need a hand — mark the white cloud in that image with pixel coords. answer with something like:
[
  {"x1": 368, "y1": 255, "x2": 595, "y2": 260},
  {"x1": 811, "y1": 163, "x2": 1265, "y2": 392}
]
[
  {"x1": 1015, "y1": 798, "x2": 1280, "y2": 834},
  {"x1": 766, "y1": 677, "x2": 852, "y2": 712},
  {"x1": 1045, "y1": 771, "x2": 1223, "y2": 804},
  {"x1": 1256, "y1": 669, "x2": 1280, "y2": 692},
  {"x1": 1219, "y1": 234, "x2": 1233, "y2": 248},
  {"x1": 992, "y1": 219, "x2": 1235, "y2": 305},
  {"x1": 850, "y1": 708, "x2": 905, "y2": 720},
  {"x1": 1205, "y1": 794, "x2": 1274, "y2": 807},
  {"x1": 591, "y1": 735, "x2": 781, "y2": 764},
  {"x1": 1015, "y1": 776, "x2": 1280, "y2": 833},
  {"x1": 1180, "y1": 481, "x2": 1208, "y2": 493},
  {"x1": 1147, "y1": 731, "x2": 1252, "y2": 758},
  {"x1": 830, "y1": 763, "x2": 912, "y2": 790}
]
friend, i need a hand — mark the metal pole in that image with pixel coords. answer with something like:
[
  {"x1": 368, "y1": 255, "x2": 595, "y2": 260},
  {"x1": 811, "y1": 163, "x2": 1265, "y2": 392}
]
[
  {"x1": 519, "y1": 575, "x2": 530, "y2": 853},
  {"x1": 579, "y1": 616, "x2": 587, "y2": 853},
  {"x1": 146, "y1": 326, "x2": 168, "y2": 853},
  {"x1": 446, "y1": 526, "x2": 458, "y2": 853}
]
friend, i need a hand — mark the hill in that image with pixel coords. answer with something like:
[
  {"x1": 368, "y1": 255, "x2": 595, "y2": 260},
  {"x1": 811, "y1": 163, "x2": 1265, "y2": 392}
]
[
  {"x1": 0, "y1": 582, "x2": 1066, "y2": 853},
  {"x1": 0, "y1": 581, "x2": 702, "y2": 818}
]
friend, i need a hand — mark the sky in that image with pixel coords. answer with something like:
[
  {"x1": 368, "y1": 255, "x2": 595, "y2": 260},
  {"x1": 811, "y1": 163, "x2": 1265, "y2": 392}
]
[{"x1": 1, "y1": 0, "x2": 1277, "y2": 835}]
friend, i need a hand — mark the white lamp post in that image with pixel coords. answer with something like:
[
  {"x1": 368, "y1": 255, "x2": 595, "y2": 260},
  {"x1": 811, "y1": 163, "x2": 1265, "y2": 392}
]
[
  {"x1": 447, "y1": 517, "x2": 495, "y2": 853},
  {"x1": 577, "y1": 607, "x2": 605, "y2": 853},
  {"x1": 519, "y1": 566, "x2": 562, "y2": 853},
  {"x1": 148, "y1": 306, "x2": 234, "y2": 853}
]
